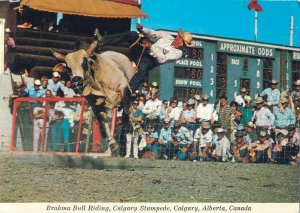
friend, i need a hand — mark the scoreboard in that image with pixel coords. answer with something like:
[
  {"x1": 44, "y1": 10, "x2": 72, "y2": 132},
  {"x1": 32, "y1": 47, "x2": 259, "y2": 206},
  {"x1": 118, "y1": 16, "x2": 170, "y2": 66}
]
[{"x1": 148, "y1": 33, "x2": 300, "y2": 103}]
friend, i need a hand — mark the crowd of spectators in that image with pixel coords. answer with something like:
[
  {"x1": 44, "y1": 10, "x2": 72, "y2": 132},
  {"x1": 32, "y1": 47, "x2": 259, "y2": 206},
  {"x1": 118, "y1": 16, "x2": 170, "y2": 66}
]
[
  {"x1": 7, "y1": 66, "x2": 300, "y2": 166},
  {"x1": 119, "y1": 80, "x2": 300, "y2": 165}
]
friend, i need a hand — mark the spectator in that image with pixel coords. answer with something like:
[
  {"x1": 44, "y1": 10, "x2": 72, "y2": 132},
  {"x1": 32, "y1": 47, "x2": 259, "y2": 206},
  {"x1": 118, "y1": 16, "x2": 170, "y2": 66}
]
[
  {"x1": 158, "y1": 119, "x2": 172, "y2": 159},
  {"x1": 137, "y1": 94, "x2": 146, "y2": 110},
  {"x1": 4, "y1": 28, "x2": 15, "y2": 74},
  {"x1": 125, "y1": 99, "x2": 144, "y2": 159},
  {"x1": 286, "y1": 124, "x2": 300, "y2": 166},
  {"x1": 249, "y1": 131, "x2": 272, "y2": 163},
  {"x1": 231, "y1": 131, "x2": 249, "y2": 163},
  {"x1": 180, "y1": 99, "x2": 197, "y2": 134},
  {"x1": 239, "y1": 95, "x2": 254, "y2": 126},
  {"x1": 252, "y1": 96, "x2": 275, "y2": 135},
  {"x1": 48, "y1": 71, "x2": 66, "y2": 96},
  {"x1": 194, "y1": 121, "x2": 213, "y2": 161},
  {"x1": 229, "y1": 101, "x2": 242, "y2": 140},
  {"x1": 234, "y1": 87, "x2": 247, "y2": 107},
  {"x1": 40, "y1": 76, "x2": 52, "y2": 94},
  {"x1": 49, "y1": 110, "x2": 71, "y2": 151},
  {"x1": 64, "y1": 80, "x2": 76, "y2": 97},
  {"x1": 244, "y1": 121, "x2": 259, "y2": 145},
  {"x1": 24, "y1": 79, "x2": 44, "y2": 98},
  {"x1": 260, "y1": 79, "x2": 280, "y2": 106},
  {"x1": 196, "y1": 94, "x2": 214, "y2": 124},
  {"x1": 166, "y1": 97, "x2": 182, "y2": 125},
  {"x1": 158, "y1": 99, "x2": 169, "y2": 123},
  {"x1": 140, "y1": 82, "x2": 148, "y2": 96},
  {"x1": 272, "y1": 132, "x2": 289, "y2": 164},
  {"x1": 273, "y1": 98, "x2": 295, "y2": 135},
  {"x1": 170, "y1": 121, "x2": 193, "y2": 160},
  {"x1": 142, "y1": 91, "x2": 161, "y2": 129},
  {"x1": 33, "y1": 102, "x2": 49, "y2": 152},
  {"x1": 212, "y1": 128, "x2": 232, "y2": 162},
  {"x1": 291, "y1": 79, "x2": 300, "y2": 99},
  {"x1": 146, "y1": 82, "x2": 159, "y2": 100},
  {"x1": 193, "y1": 94, "x2": 201, "y2": 109},
  {"x1": 139, "y1": 124, "x2": 159, "y2": 159},
  {"x1": 217, "y1": 95, "x2": 234, "y2": 136}
]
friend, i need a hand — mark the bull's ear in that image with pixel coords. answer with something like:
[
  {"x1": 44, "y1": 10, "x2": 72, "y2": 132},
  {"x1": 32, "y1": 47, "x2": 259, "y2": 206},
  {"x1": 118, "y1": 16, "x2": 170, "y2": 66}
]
[
  {"x1": 51, "y1": 49, "x2": 66, "y2": 62},
  {"x1": 86, "y1": 40, "x2": 98, "y2": 56}
]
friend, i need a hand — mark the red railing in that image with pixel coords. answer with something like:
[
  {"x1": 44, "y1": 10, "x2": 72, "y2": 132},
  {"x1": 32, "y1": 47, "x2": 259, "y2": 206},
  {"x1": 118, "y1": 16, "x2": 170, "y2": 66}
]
[{"x1": 10, "y1": 97, "x2": 117, "y2": 153}]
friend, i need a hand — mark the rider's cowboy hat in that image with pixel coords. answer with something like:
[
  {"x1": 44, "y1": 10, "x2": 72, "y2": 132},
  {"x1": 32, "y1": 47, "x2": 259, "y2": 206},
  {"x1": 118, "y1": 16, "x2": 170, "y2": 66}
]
[{"x1": 178, "y1": 29, "x2": 194, "y2": 47}]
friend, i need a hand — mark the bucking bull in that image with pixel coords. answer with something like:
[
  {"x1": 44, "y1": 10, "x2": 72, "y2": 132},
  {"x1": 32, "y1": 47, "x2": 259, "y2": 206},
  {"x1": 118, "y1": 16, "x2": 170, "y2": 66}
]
[{"x1": 51, "y1": 41, "x2": 135, "y2": 152}]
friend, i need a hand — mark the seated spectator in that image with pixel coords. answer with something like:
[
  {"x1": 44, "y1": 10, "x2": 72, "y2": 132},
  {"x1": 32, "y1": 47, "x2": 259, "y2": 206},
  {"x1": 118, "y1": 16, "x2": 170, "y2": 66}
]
[
  {"x1": 286, "y1": 124, "x2": 300, "y2": 166},
  {"x1": 231, "y1": 131, "x2": 249, "y2": 163},
  {"x1": 272, "y1": 132, "x2": 289, "y2": 164},
  {"x1": 170, "y1": 121, "x2": 193, "y2": 160},
  {"x1": 244, "y1": 121, "x2": 259, "y2": 145},
  {"x1": 194, "y1": 122, "x2": 213, "y2": 161},
  {"x1": 212, "y1": 128, "x2": 232, "y2": 162},
  {"x1": 139, "y1": 124, "x2": 159, "y2": 159},
  {"x1": 158, "y1": 119, "x2": 172, "y2": 159},
  {"x1": 249, "y1": 131, "x2": 272, "y2": 163}
]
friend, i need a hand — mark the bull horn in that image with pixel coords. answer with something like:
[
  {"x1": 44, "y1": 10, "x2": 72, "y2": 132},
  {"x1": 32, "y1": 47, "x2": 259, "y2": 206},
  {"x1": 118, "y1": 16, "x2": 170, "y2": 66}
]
[
  {"x1": 51, "y1": 48, "x2": 66, "y2": 62},
  {"x1": 86, "y1": 40, "x2": 98, "y2": 56}
]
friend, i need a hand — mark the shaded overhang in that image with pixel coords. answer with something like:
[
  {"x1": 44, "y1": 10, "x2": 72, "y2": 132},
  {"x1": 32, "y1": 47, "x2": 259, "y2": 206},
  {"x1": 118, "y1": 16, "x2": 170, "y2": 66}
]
[{"x1": 20, "y1": 0, "x2": 148, "y2": 18}]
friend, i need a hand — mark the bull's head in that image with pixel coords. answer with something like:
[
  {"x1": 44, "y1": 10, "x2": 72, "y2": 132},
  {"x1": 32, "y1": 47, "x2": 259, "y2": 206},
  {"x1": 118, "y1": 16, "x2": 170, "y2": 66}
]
[{"x1": 51, "y1": 41, "x2": 98, "y2": 93}]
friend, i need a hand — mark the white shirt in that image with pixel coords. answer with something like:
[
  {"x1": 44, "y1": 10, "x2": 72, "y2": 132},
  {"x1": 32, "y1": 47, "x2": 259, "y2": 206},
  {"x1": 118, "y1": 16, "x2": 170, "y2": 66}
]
[
  {"x1": 253, "y1": 107, "x2": 275, "y2": 128},
  {"x1": 194, "y1": 128, "x2": 213, "y2": 147},
  {"x1": 167, "y1": 107, "x2": 182, "y2": 122},
  {"x1": 143, "y1": 28, "x2": 183, "y2": 64},
  {"x1": 196, "y1": 103, "x2": 214, "y2": 121},
  {"x1": 142, "y1": 98, "x2": 162, "y2": 119}
]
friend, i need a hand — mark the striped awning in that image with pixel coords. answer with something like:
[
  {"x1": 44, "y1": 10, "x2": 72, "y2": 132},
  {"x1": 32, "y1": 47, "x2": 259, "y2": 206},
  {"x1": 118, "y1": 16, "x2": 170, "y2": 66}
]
[{"x1": 20, "y1": 0, "x2": 148, "y2": 18}]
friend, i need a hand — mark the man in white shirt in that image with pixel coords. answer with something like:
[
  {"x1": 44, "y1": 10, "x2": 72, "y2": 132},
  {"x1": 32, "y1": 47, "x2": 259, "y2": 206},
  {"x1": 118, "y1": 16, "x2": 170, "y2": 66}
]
[
  {"x1": 142, "y1": 91, "x2": 162, "y2": 129},
  {"x1": 196, "y1": 94, "x2": 214, "y2": 123}
]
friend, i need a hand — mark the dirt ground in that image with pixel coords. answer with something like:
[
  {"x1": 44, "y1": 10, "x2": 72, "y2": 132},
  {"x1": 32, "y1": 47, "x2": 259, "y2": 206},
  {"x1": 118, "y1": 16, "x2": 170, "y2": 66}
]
[{"x1": 0, "y1": 152, "x2": 299, "y2": 203}]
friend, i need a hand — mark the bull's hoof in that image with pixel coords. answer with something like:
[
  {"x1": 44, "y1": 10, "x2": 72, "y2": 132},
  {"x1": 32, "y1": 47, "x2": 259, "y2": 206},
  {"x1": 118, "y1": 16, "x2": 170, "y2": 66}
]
[{"x1": 109, "y1": 142, "x2": 119, "y2": 152}]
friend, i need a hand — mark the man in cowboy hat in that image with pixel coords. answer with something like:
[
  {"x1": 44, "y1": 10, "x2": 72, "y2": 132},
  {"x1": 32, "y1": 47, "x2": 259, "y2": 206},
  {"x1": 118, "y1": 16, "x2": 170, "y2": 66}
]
[
  {"x1": 234, "y1": 87, "x2": 248, "y2": 107},
  {"x1": 273, "y1": 97, "x2": 296, "y2": 135},
  {"x1": 213, "y1": 128, "x2": 232, "y2": 162},
  {"x1": 291, "y1": 79, "x2": 300, "y2": 98},
  {"x1": 48, "y1": 71, "x2": 66, "y2": 96},
  {"x1": 196, "y1": 94, "x2": 214, "y2": 124},
  {"x1": 260, "y1": 79, "x2": 281, "y2": 106},
  {"x1": 194, "y1": 121, "x2": 213, "y2": 161},
  {"x1": 249, "y1": 131, "x2": 272, "y2": 163},
  {"x1": 94, "y1": 23, "x2": 194, "y2": 91},
  {"x1": 252, "y1": 96, "x2": 275, "y2": 135}
]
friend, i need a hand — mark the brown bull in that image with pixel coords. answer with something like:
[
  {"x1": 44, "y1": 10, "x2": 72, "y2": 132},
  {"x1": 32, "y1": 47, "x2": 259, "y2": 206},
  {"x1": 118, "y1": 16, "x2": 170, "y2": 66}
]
[{"x1": 52, "y1": 41, "x2": 135, "y2": 152}]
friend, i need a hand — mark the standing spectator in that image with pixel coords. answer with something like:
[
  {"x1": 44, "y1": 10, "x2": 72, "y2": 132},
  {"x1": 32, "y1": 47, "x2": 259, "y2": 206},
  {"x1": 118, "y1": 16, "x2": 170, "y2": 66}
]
[
  {"x1": 140, "y1": 82, "x2": 148, "y2": 96},
  {"x1": 142, "y1": 91, "x2": 161, "y2": 129},
  {"x1": 170, "y1": 121, "x2": 193, "y2": 160},
  {"x1": 252, "y1": 97, "x2": 275, "y2": 135},
  {"x1": 234, "y1": 87, "x2": 247, "y2": 107},
  {"x1": 39, "y1": 76, "x2": 52, "y2": 94},
  {"x1": 218, "y1": 95, "x2": 234, "y2": 136},
  {"x1": 4, "y1": 28, "x2": 15, "y2": 74},
  {"x1": 260, "y1": 79, "x2": 281, "y2": 106},
  {"x1": 158, "y1": 100, "x2": 169, "y2": 124},
  {"x1": 212, "y1": 128, "x2": 232, "y2": 162},
  {"x1": 166, "y1": 97, "x2": 182, "y2": 125},
  {"x1": 48, "y1": 71, "x2": 66, "y2": 96},
  {"x1": 273, "y1": 98, "x2": 295, "y2": 136},
  {"x1": 125, "y1": 99, "x2": 144, "y2": 159},
  {"x1": 180, "y1": 99, "x2": 197, "y2": 134},
  {"x1": 137, "y1": 94, "x2": 146, "y2": 110},
  {"x1": 239, "y1": 96, "x2": 254, "y2": 126},
  {"x1": 193, "y1": 122, "x2": 213, "y2": 161},
  {"x1": 196, "y1": 94, "x2": 214, "y2": 124},
  {"x1": 249, "y1": 131, "x2": 272, "y2": 163},
  {"x1": 231, "y1": 131, "x2": 249, "y2": 163},
  {"x1": 24, "y1": 79, "x2": 44, "y2": 98},
  {"x1": 158, "y1": 119, "x2": 172, "y2": 159},
  {"x1": 49, "y1": 110, "x2": 71, "y2": 151},
  {"x1": 193, "y1": 94, "x2": 201, "y2": 109},
  {"x1": 229, "y1": 101, "x2": 242, "y2": 140},
  {"x1": 64, "y1": 80, "x2": 76, "y2": 97}
]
